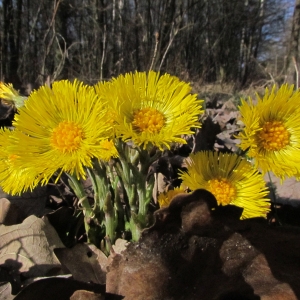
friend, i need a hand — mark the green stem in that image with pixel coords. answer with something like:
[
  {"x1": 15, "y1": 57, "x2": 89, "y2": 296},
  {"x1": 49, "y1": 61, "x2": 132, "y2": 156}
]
[
  {"x1": 104, "y1": 192, "x2": 117, "y2": 249},
  {"x1": 88, "y1": 160, "x2": 120, "y2": 249},
  {"x1": 66, "y1": 173, "x2": 94, "y2": 242},
  {"x1": 114, "y1": 159, "x2": 138, "y2": 213},
  {"x1": 107, "y1": 166, "x2": 125, "y2": 235},
  {"x1": 87, "y1": 161, "x2": 108, "y2": 210},
  {"x1": 113, "y1": 140, "x2": 160, "y2": 241},
  {"x1": 136, "y1": 175, "x2": 155, "y2": 231},
  {"x1": 129, "y1": 217, "x2": 141, "y2": 241}
]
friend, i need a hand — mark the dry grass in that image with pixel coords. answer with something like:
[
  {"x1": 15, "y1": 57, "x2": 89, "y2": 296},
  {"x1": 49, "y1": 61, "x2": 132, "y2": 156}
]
[{"x1": 190, "y1": 81, "x2": 277, "y2": 108}]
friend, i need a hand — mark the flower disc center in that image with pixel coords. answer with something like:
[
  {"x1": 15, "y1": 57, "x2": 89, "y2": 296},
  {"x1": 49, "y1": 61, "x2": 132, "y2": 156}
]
[
  {"x1": 8, "y1": 154, "x2": 18, "y2": 162},
  {"x1": 98, "y1": 139, "x2": 118, "y2": 161},
  {"x1": 208, "y1": 178, "x2": 236, "y2": 205},
  {"x1": 51, "y1": 120, "x2": 83, "y2": 153},
  {"x1": 7, "y1": 154, "x2": 19, "y2": 167},
  {"x1": 100, "y1": 139, "x2": 115, "y2": 150},
  {"x1": 258, "y1": 120, "x2": 290, "y2": 151},
  {"x1": 132, "y1": 107, "x2": 165, "y2": 134}
]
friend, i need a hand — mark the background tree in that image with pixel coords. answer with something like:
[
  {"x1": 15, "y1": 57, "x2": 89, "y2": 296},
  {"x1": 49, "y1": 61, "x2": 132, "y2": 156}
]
[
  {"x1": 286, "y1": 0, "x2": 300, "y2": 87},
  {"x1": 0, "y1": 0, "x2": 294, "y2": 90}
]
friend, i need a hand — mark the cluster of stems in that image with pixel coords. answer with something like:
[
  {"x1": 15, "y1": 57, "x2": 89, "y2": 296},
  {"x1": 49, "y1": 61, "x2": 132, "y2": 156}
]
[{"x1": 67, "y1": 139, "x2": 160, "y2": 253}]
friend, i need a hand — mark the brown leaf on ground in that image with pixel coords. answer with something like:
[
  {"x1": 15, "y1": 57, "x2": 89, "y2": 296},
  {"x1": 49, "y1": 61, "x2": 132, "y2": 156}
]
[
  {"x1": 213, "y1": 110, "x2": 239, "y2": 130},
  {"x1": 0, "y1": 281, "x2": 13, "y2": 300},
  {"x1": 219, "y1": 232, "x2": 259, "y2": 276},
  {"x1": 152, "y1": 173, "x2": 167, "y2": 203},
  {"x1": 45, "y1": 207, "x2": 84, "y2": 247},
  {"x1": 55, "y1": 243, "x2": 107, "y2": 285},
  {"x1": 150, "y1": 154, "x2": 188, "y2": 202},
  {"x1": 13, "y1": 277, "x2": 107, "y2": 300},
  {"x1": 0, "y1": 186, "x2": 48, "y2": 219},
  {"x1": 215, "y1": 126, "x2": 240, "y2": 152},
  {"x1": 0, "y1": 198, "x2": 24, "y2": 225},
  {"x1": 107, "y1": 248, "x2": 170, "y2": 300},
  {"x1": 244, "y1": 254, "x2": 298, "y2": 300},
  {"x1": 111, "y1": 239, "x2": 129, "y2": 255},
  {"x1": 70, "y1": 290, "x2": 105, "y2": 300},
  {"x1": 0, "y1": 215, "x2": 64, "y2": 278}
]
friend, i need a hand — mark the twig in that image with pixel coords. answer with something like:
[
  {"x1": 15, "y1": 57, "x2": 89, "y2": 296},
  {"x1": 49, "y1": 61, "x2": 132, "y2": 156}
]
[
  {"x1": 158, "y1": 22, "x2": 178, "y2": 72},
  {"x1": 292, "y1": 56, "x2": 299, "y2": 89},
  {"x1": 149, "y1": 31, "x2": 159, "y2": 71},
  {"x1": 100, "y1": 25, "x2": 107, "y2": 82}
]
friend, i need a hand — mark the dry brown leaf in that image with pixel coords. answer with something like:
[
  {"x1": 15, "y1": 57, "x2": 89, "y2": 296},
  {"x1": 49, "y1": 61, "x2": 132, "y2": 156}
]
[
  {"x1": 221, "y1": 99, "x2": 238, "y2": 111},
  {"x1": 112, "y1": 239, "x2": 129, "y2": 255},
  {"x1": 0, "y1": 215, "x2": 64, "y2": 278},
  {"x1": 0, "y1": 281, "x2": 13, "y2": 300},
  {"x1": 45, "y1": 207, "x2": 83, "y2": 247},
  {"x1": 13, "y1": 277, "x2": 107, "y2": 300},
  {"x1": 0, "y1": 198, "x2": 24, "y2": 225},
  {"x1": 0, "y1": 186, "x2": 48, "y2": 219},
  {"x1": 152, "y1": 173, "x2": 167, "y2": 203},
  {"x1": 0, "y1": 198, "x2": 12, "y2": 224},
  {"x1": 216, "y1": 130, "x2": 240, "y2": 152},
  {"x1": 54, "y1": 243, "x2": 107, "y2": 285},
  {"x1": 213, "y1": 110, "x2": 239, "y2": 129},
  {"x1": 70, "y1": 290, "x2": 105, "y2": 300}
]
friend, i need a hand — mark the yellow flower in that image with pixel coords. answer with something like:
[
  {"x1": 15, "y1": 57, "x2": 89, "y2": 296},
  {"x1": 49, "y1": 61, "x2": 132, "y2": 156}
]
[
  {"x1": 0, "y1": 128, "x2": 43, "y2": 194},
  {"x1": 98, "y1": 139, "x2": 119, "y2": 161},
  {"x1": 237, "y1": 84, "x2": 300, "y2": 179},
  {"x1": 179, "y1": 151, "x2": 270, "y2": 219},
  {"x1": 0, "y1": 82, "x2": 27, "y2": 108},
  {"x1": 10, "y1": 79, "x2": 113, "y2": 187},
  {"x1": 158, "y1": 187, "x2": 187, "y2": 208},
  {"x1": 94, "y1": 71, "x2": 203, "y2": 149}
]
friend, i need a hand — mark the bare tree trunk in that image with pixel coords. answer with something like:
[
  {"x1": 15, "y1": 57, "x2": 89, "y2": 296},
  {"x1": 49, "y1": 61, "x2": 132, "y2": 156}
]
[
  {"x1": 134, "y1": 0, "x2": 140, "y2": 70},
  {"x1": 287, "y1": 0, "x2": 300, "y2": 87},
  {"x1": 3, "y1": 0, "x2": 22, "y2": 85},
  {"x1": 0, "y1": 0, "x2": 291, "y2": 87},
  {"x1": 37, "y1": 0, "x2": 61, "y2": 85},
  {"x1": 115, "y1": 0, "x2": 124, "y2": 75}
]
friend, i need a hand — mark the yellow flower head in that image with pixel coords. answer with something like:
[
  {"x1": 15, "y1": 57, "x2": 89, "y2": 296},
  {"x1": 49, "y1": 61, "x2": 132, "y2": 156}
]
[
  {"x1": 0, "y1": 82, "x2": 27, "y2": 108},
  {"x1": 10, "y1": 79, "x2": 113, "y2": 186},
  {"x1": 180, "y1": 151, "x2": 270, "y2": 219},
  {"x1": 0, "y1": 128, "x2": 43, "y2": 194},
  {"x1": 94, "y1": 71, "x2": 204, "y2": 150},
  {"x1": 98, "y1": 139, "x2": 119, "y2": 161},
  {"x1": 237, "y1": 84, "x2": 300, "y2": 179},
  {"x1": 158, "y1": 187, "x2": 187, "y2": 208}
]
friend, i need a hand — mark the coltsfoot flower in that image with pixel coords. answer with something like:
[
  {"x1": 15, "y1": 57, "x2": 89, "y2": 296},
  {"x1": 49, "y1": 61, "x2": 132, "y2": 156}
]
[
  {"x1": 9, "y1": 79, "x2": 113, "y2": 189},
  {"x1": 94, "y1": 71, "x2": 204, "y2": 150},
  {"x1": 237, "y1": 84, "x2": 300, "y2": 179},
  {"x1": 0, "y1": 82, "x2": 27, "y2": 108},
  {"x1": 158, "y1": 187, "x2": 187, "y2": 208},
  {"x1": 98, "y1": 139, "x2": 119, "y2": 161},
  {"x1": 0, "y1": 128, "x2": 44, "y2": 194},
  {"x1": 180, "y1": 151, "x2": 270, "y2": 219}
]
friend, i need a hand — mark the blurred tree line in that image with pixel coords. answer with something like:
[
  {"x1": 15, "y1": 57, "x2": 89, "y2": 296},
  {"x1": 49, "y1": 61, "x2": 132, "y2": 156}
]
[{"x1": 0, "y1": 0, "x2": 296, "y2": 91}]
